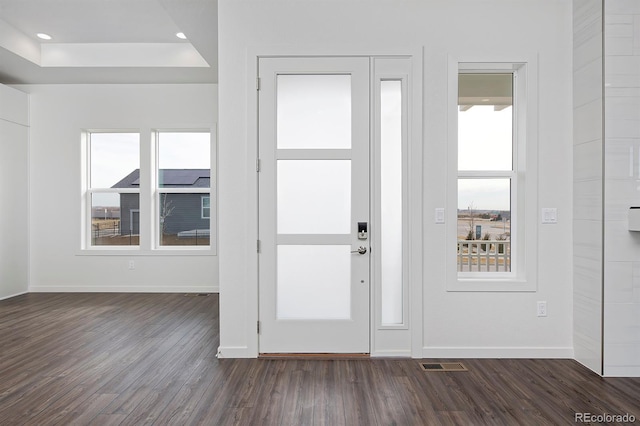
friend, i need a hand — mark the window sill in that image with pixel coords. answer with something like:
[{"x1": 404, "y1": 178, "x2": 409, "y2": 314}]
[{"x1": 77, "y1": 247, "x2": 216, "y2": 256}]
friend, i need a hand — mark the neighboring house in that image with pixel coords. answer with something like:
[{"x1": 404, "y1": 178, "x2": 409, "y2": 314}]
[{"x1": 112, "y1": 169, "x2": 210, "y2": 236}]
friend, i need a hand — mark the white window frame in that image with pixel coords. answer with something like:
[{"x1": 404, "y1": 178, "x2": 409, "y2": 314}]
[
  {"x1": 447, "y1": 57, "x2": 538, "y2": 292},
  {"x1": 82, "y1": 130, "x2": 141, "y2": 250},
  {"x1": 154, "y1": 130, "x2": 213, "y2": 251},
  {"x1": 458, "y1": 71, "x2": 517, "y2": 279},
  {"x1": 80, "y1": 126, "x2": 217, "y2": 255}
]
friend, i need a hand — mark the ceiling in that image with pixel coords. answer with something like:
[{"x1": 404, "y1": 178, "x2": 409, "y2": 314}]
[{"x1": 0, "y1": 0, "x2": 217, "y2": 84}]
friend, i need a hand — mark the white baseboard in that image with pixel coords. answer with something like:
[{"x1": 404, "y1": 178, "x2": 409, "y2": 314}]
[
  {"x1": 28, "y1": 285, "x2": 219, "y2": 293},
  {"x1": 218, "y1": 346, "x2": 575, "y2": 360},
  {"x1": 217, "y1": 346, "x2": 256, "y2": 358},
  {"x1": 604, "y1": 366, "x2": 640, "y2": 377},
  {"x1": 371, "y1": 350, "x2": 412, "y2": 358},
  {"x1": 0, "y1": 291, "x2": 28, "y2": 301},
  {"x1": 423, "y1": 346, "x2": 574, "y2": 359}
]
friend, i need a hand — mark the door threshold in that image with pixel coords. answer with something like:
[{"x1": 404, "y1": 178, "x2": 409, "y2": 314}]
[{"x1": 259, "y1": 353, "x2": 370, "y2": 360}]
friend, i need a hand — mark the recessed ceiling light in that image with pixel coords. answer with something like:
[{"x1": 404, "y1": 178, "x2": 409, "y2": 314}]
[
  {"x1": 176, "y1": 32, "x2": 187, "y2": 40},
  {"x1": 37, "y1": 33, "x2": 52, "y2": 40}
]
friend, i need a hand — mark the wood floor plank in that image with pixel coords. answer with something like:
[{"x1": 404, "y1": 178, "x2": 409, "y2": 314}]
[
  {"x1": 226, "y1": 359, "x2": 289, "y2": 426},
  {"x1": 20, "y1": 385, "x2": 96, "y2": 425},
  {"x1": 278, "y1": 360, "x2": 315, "y2": 426},
  {"x1": 151, "y1": 353, "x2": 223, "y2": 425},
  {"x1": 88, "y1": 413, "x2": 129, "y2": 426},
  {"x1": 186, "y1": 370, "x2": 237, "y2": 425},
  {"x1": 311, "y1": 359, "x2": 347, "y2": 425},
  {"x1": 342, "y1": 360, "x2": 380, "y2": 426},
  {"x1": 388, "y1": 375, "x2": 440, "y2": 425},
  {"x1": 1, "y1": 293, "x2": 640, "y2": 426},
  {"x1": 115, "y1": 331, "x2": 216, "y2": 424},
  {"x1": 59, "y1": 392, "x2": 119, "y2": 425},
  {"x1": 368, "y1": 360, "x2": 411, "y2": 425}
]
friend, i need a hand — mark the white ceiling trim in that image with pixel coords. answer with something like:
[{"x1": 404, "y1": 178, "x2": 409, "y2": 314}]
[
  {"x1": 40, "y1": 43, "x2": 209, "y2": 68},
  {"x1": 0, "y1": 18, "x2": 40, "y2": 64},
  {"x1": 0, "y1": 0, "x2": 218, "y2": 83}
]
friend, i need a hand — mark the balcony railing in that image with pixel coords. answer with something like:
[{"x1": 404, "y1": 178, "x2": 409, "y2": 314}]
[{"x1": 457, "y1": 240, "x2": 511, "y2": 272}]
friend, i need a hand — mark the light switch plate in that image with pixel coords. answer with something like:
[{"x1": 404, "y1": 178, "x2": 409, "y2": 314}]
[
  {"x1": 629, "y1": 207, "x2": 640, "y2": 231},
  {"x1": 435, "y1": 208, "x2": 445, "y2": 224}
]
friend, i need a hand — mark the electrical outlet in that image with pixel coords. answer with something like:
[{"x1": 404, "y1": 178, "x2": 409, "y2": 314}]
[
  {"x1": 537, "y1": 301, "x2": 547, "y2": 317},
  {"x1": 541, "y1": 208, "x2": 558, "y2": 224},
  {"x1": 128, "y1": 260, "x2": 135, "y2": 270}
]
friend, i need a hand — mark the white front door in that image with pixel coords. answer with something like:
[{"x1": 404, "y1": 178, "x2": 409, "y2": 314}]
[{"x1": 258, "y1": 57, "x2": 370, "y2": 353}]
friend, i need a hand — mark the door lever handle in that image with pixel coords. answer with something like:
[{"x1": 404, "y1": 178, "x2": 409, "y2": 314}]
[{"x1": 351, "y1": 246, "x2": 367, "y2": 255}]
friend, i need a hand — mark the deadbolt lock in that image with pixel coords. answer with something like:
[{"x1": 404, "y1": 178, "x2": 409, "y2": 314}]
[{"x1": 358, "y1": 222, "x2": 368, "y2": 240}]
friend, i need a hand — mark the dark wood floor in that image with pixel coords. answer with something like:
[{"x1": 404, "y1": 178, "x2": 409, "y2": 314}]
[{"x1": 1, "y1": 293, "x2": 639, "y2": 425}]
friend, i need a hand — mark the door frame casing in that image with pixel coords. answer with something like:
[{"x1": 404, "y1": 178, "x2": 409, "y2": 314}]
[
  {"x1": 371, "y1": 57, "x2": 413, "y2": 356},
  {"x1": 245, "y1": 47, "x2": 423, "y2": 359}
]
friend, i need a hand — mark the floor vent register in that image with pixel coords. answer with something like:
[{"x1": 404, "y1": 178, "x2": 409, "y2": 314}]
[{"x1": 420, "y1": 362, "x2": 468, "y2": 372}]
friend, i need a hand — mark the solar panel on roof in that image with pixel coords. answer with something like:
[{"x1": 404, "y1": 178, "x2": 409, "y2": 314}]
[
  {"x1": 113, "y1": 169, "x2": 210, "y2": 188},
  {"x1": 159, "y1": 169, "x2": 210, "y2": 186}
]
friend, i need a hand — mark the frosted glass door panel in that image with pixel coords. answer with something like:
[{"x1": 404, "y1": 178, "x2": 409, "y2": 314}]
[
  {"x1": 277, "y1": 75, "x2": 352, "y2": 149},
  {"x1": 380, "y1": 81, "x2": 404, "y2": 325},
  {"x1": 277, "y1": 245, "x2": 351, "y2": 319},
  {"x1": 277, "y1": 160, "x2": 351, "y2": 234}
]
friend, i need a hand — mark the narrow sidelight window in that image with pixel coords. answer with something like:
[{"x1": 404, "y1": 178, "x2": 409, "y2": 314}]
[{"x1": 380, "y1": 80, "x2": 404, "y2": 325}]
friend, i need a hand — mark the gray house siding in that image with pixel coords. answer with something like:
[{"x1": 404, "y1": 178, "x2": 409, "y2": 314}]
[
  {"x1": 117, "y1": 193, "x2": 208, "y2": 236},
  {"x1": 113, "y1": 169, "x2": 210, "y2": 237},
  {"x1": 160, "y1": 193, "x2": 210, "y2": 235},
  {"x1": 119, "y1": 194, "x2": 140, "y2": 235}
]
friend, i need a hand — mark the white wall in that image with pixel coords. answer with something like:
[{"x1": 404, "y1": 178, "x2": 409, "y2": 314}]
[
  {"x1": 219, "y1": 0, "x2": 574, "y2": 358},
  {"x1": 572, "y1": 0, "x2": 604, "y2": 375},
  {"x1": 604, "y1": 0, "x2": 640, "y2": 377},
  {"x1": 0, "y1": 84, "x2": 29, "y2": 300},
  {"x1": 19, "y1": 84, "x2": 219, "y2": 293}
]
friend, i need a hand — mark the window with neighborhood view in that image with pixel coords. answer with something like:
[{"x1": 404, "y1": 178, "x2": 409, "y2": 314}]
[
  {"x1": 84, "y1": 129, "x2": 214, "y2": 251},
  {"x1": 88, "y1": 132, "x2": 140, "y2": 247},
  {"x1": 457, "y1": 73, "x2": 514, "y2": 275},
  {"x1": 156, "y1": 131, "x2": 211, "y2": 247}
]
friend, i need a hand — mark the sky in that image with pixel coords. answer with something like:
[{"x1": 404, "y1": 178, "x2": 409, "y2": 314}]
[{"x1": 457, "y1": 105, "x2": 513, "y2": 212}]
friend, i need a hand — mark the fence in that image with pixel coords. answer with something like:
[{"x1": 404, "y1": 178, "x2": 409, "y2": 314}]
[
  {"x1": 92, "y1": 221, "x2": 138, "y2": 246},
  {"x1": 92, "y1": 221, "x2": 120, "y2": 238},
  {"x1": 457, "y1": 240, "x2": 511, "y2": 272}
]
